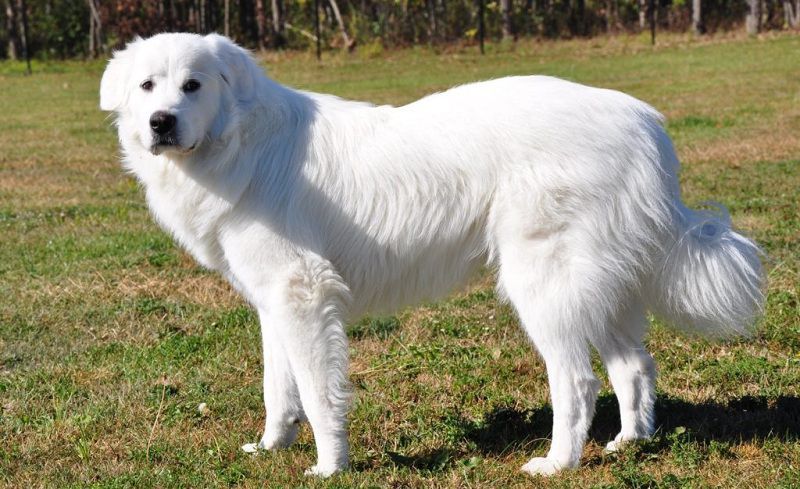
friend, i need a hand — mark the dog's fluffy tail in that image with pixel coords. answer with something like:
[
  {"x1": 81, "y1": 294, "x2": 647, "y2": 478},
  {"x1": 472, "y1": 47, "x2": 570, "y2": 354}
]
[{"x1": 645, "y1": 203, "x2": 765, "y2": 337}]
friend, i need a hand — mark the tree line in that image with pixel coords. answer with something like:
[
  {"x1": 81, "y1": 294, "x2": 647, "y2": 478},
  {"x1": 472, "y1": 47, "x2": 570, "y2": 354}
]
[{"x1": 2, "y1": 0, "x2": 799, "y2": 60}]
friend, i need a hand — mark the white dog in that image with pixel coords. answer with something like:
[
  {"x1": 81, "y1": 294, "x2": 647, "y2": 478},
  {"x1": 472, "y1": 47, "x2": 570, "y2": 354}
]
[{"x1": 100, "y1": 33, "x2": 764, "y2": 477}]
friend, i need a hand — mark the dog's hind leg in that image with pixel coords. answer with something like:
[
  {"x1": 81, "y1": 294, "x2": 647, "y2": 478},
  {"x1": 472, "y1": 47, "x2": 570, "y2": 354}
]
[
  {"x1": 497, "y1": 247, "x2": 602, "y2": 475},
  {"x1": 591, "y1": 300, "x2": 656, "y2": 452},
  {"x1": 523, "y1": 333, "x2": 599, "y2": 476}
]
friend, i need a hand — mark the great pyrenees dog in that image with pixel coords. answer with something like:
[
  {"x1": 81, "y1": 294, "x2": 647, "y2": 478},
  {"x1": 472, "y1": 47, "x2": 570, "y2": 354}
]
[{"x1": 100, "y1": 33, "x2": 764, "y2": 477}]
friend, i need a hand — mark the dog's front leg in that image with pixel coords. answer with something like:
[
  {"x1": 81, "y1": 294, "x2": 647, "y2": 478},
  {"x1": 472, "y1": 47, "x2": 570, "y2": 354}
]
[
  {"x1": 266, "y1": 257, "x2": 352, "y2": 477},
  {"x1": 241, "y1": 309, "x2": 306, "y2": 453}
]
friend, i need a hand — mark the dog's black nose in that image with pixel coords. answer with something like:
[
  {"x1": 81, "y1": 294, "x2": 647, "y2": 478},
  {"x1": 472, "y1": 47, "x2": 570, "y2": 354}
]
[{"x1": 149, "y1": 111, "x2": 177, "y2": 135}]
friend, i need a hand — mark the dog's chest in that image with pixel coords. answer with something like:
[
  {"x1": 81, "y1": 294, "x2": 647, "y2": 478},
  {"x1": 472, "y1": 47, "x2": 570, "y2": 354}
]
[{"x1": 144, "y1": 172, "x2": 231, "y2": 272}]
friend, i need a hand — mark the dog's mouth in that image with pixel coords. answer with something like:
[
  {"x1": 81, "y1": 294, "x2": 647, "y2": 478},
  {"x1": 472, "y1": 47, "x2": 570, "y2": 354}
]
[{"x1": 150, "y1": 135, "x2": 197, "y2": 155}]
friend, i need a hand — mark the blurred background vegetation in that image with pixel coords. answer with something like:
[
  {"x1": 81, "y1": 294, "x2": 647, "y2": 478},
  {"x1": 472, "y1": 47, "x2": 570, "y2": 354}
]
[{"x1": 1, "y1": 0, "x2": 797, "y2": 60}]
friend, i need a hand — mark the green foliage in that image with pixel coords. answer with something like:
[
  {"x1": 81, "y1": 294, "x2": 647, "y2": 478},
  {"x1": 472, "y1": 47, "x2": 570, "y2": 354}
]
[
  {"x1": 29, "y1": 0, "x2": 89, "y2": 58},
  {"x1": 0, "y1": 0, "x2": 785, "y2": 60}
]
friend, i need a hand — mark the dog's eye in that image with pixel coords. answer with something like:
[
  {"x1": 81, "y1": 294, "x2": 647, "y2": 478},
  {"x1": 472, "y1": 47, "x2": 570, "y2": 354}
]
[
  {"x1": 182, "y1": 80, "x2": 201, "y2": 93},
  {"x1": 140, "y1": 80, "x2": 154, "y2": 91}
]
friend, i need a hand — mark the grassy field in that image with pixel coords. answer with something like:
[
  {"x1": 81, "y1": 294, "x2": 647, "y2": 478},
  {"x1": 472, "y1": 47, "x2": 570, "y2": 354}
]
[{"x1": 1, "y1": 32, "x2": 799, "y2": 488}]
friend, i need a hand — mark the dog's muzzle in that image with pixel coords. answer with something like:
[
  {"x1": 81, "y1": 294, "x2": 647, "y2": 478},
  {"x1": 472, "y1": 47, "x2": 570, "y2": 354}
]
[{"x1": 149, "y1": 111, "x2": 179, "y2": 151}]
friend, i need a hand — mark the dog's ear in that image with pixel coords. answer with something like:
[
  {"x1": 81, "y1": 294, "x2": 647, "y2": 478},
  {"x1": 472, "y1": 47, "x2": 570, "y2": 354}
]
[
  {"x1": 205, "y1": 34, "x2": 258, "y2": 104},
  {"x1": 99, "y1": 37, "x2": 141, "y2": 111}
]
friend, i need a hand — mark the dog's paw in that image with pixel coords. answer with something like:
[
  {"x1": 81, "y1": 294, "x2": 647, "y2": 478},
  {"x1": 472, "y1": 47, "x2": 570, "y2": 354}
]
[
  {"x1": 304, "y1": 463, "x2": 344, "y2": 478},
  {"x1": 604, "y1": 439, "x2": 626, "y2": 453},
  {"x1": 240, "y1": 438, "x2": 279, "y2": 454},
  {"x1": 242, "y1": 439, "x2": 274, "y2": 454},
  {"x1": 241, "y1": 426, "x2": 299, "y2": 454},
  {"x1": 260, "y1": 424, "x2": 299, "y2": 450},
  {"x1": 604, "y1": 432, "x2": 648, "y2": 453},
  {"x1": 520, "y1": 457, "x2": 564, "y2": 476}
]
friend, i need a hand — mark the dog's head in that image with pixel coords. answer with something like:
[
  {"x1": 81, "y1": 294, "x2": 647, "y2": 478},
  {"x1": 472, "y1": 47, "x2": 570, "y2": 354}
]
[{"x1": 100, "y1": 33, "x2": 257, "y2": 156}]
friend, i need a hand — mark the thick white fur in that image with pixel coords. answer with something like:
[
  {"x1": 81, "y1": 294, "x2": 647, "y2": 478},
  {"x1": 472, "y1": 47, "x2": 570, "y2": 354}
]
[{"x1": 100, "y1": 33, "x2": 765, "y2": 477}]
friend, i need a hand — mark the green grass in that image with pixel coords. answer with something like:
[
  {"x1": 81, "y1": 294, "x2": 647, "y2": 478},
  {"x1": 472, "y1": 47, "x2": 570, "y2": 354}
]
[{"x1": 1, "y1": 32, "x2": 799, "y2": 488}]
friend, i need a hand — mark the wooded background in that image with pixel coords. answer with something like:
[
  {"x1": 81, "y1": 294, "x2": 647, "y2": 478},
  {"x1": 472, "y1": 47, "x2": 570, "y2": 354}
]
[{"x1": 1, "y1": 0, "x2": 798, "y2": 60}]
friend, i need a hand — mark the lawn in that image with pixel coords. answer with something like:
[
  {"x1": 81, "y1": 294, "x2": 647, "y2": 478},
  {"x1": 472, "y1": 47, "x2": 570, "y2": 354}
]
[{"x1": 1, "y1": 32, "x2": 799, "y2": 488}]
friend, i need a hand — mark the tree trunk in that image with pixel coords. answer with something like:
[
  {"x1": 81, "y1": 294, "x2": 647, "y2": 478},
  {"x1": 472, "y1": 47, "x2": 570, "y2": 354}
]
[
  {"x1": 746, "y1": 0, "x2": 760, "y2": 34},
  {"x1": 328, "y1": 0, "x2": 354, "y2": 51},
  {"x1": 254, "y1": 0, "x2": 268, "y2": 50},
  {"x1": 89, "y1": 7, "x2": 94, "y2": 56},
  {"x1": 605, "y1": 0, "x2": 615, "y2": 33},
  {"x1": 240, "y1": 0, "x2": 256, "y2": 46},
  {"x1": 16, "y1": 0, "x2": 31, "y2": 72},
  {"x1": 166, "y1": 0, "x2": 175, "y2": 31},
  {"x1": 271, "y1": 0, "x2": 286, "y2": 47},
  {"x1": 209, "y1": 0, "x2": 218, "y2": 32},
  {"x1": 765, "y1": 0, "x2": 777, "y2": 28},
  {"x1": 439, "y1": 0, "x2": 447, "y2": 39},
  {"x1": 575, "y1": 0, "x2": 585, "y2": 35},
  {"x1": 692, "y1": 0, "x2": 703, "y2": 34},
  {"x1": 426, "y1": 0, "x2": 437, "y2": 42},
  {"x1": 525, "y1": 0, "x2": 535, "y2": 35},
  {"x1": 5, "y1": 0, "x2": 19, "y2": 60},
  {"x1": 87, "y1": 0, "x2": 102, "y2": 57},
  {"x1": 314, "y1": 0, "x2": 321, "y2": 59},
  {"x1": 638, "y1": 0, "x2": 647, "y2": 29},
  {"x1": 784, "y1": 0, "x2": 800, "y2": 27},
  {"x1": 190, "y1": 0, "x2": 202, "y2": 32},
  {"x1": 478, "y1": 0, "x2": 485, "y2": 54},
  {"x1": 224, "y1": 0, "x2": 230, "y2": 37},
  {"x1": 501, "y1": 0, "x2": 513, "y2": 40}
]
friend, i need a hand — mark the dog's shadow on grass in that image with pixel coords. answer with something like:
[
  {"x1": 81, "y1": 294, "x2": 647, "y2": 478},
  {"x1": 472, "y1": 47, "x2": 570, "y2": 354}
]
[
  {"x1": 384, "y1": 407, "x2": 555, "y2": 472},
  {"x1": 620, "y1": 394, "x2": 799, "y2": 445},
  {"x1": 468, "y1": 393, "x2": 800, "y2": 455},
  {"x1": 386, "y1": 394, "x2": 800, "y2": 470}
]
